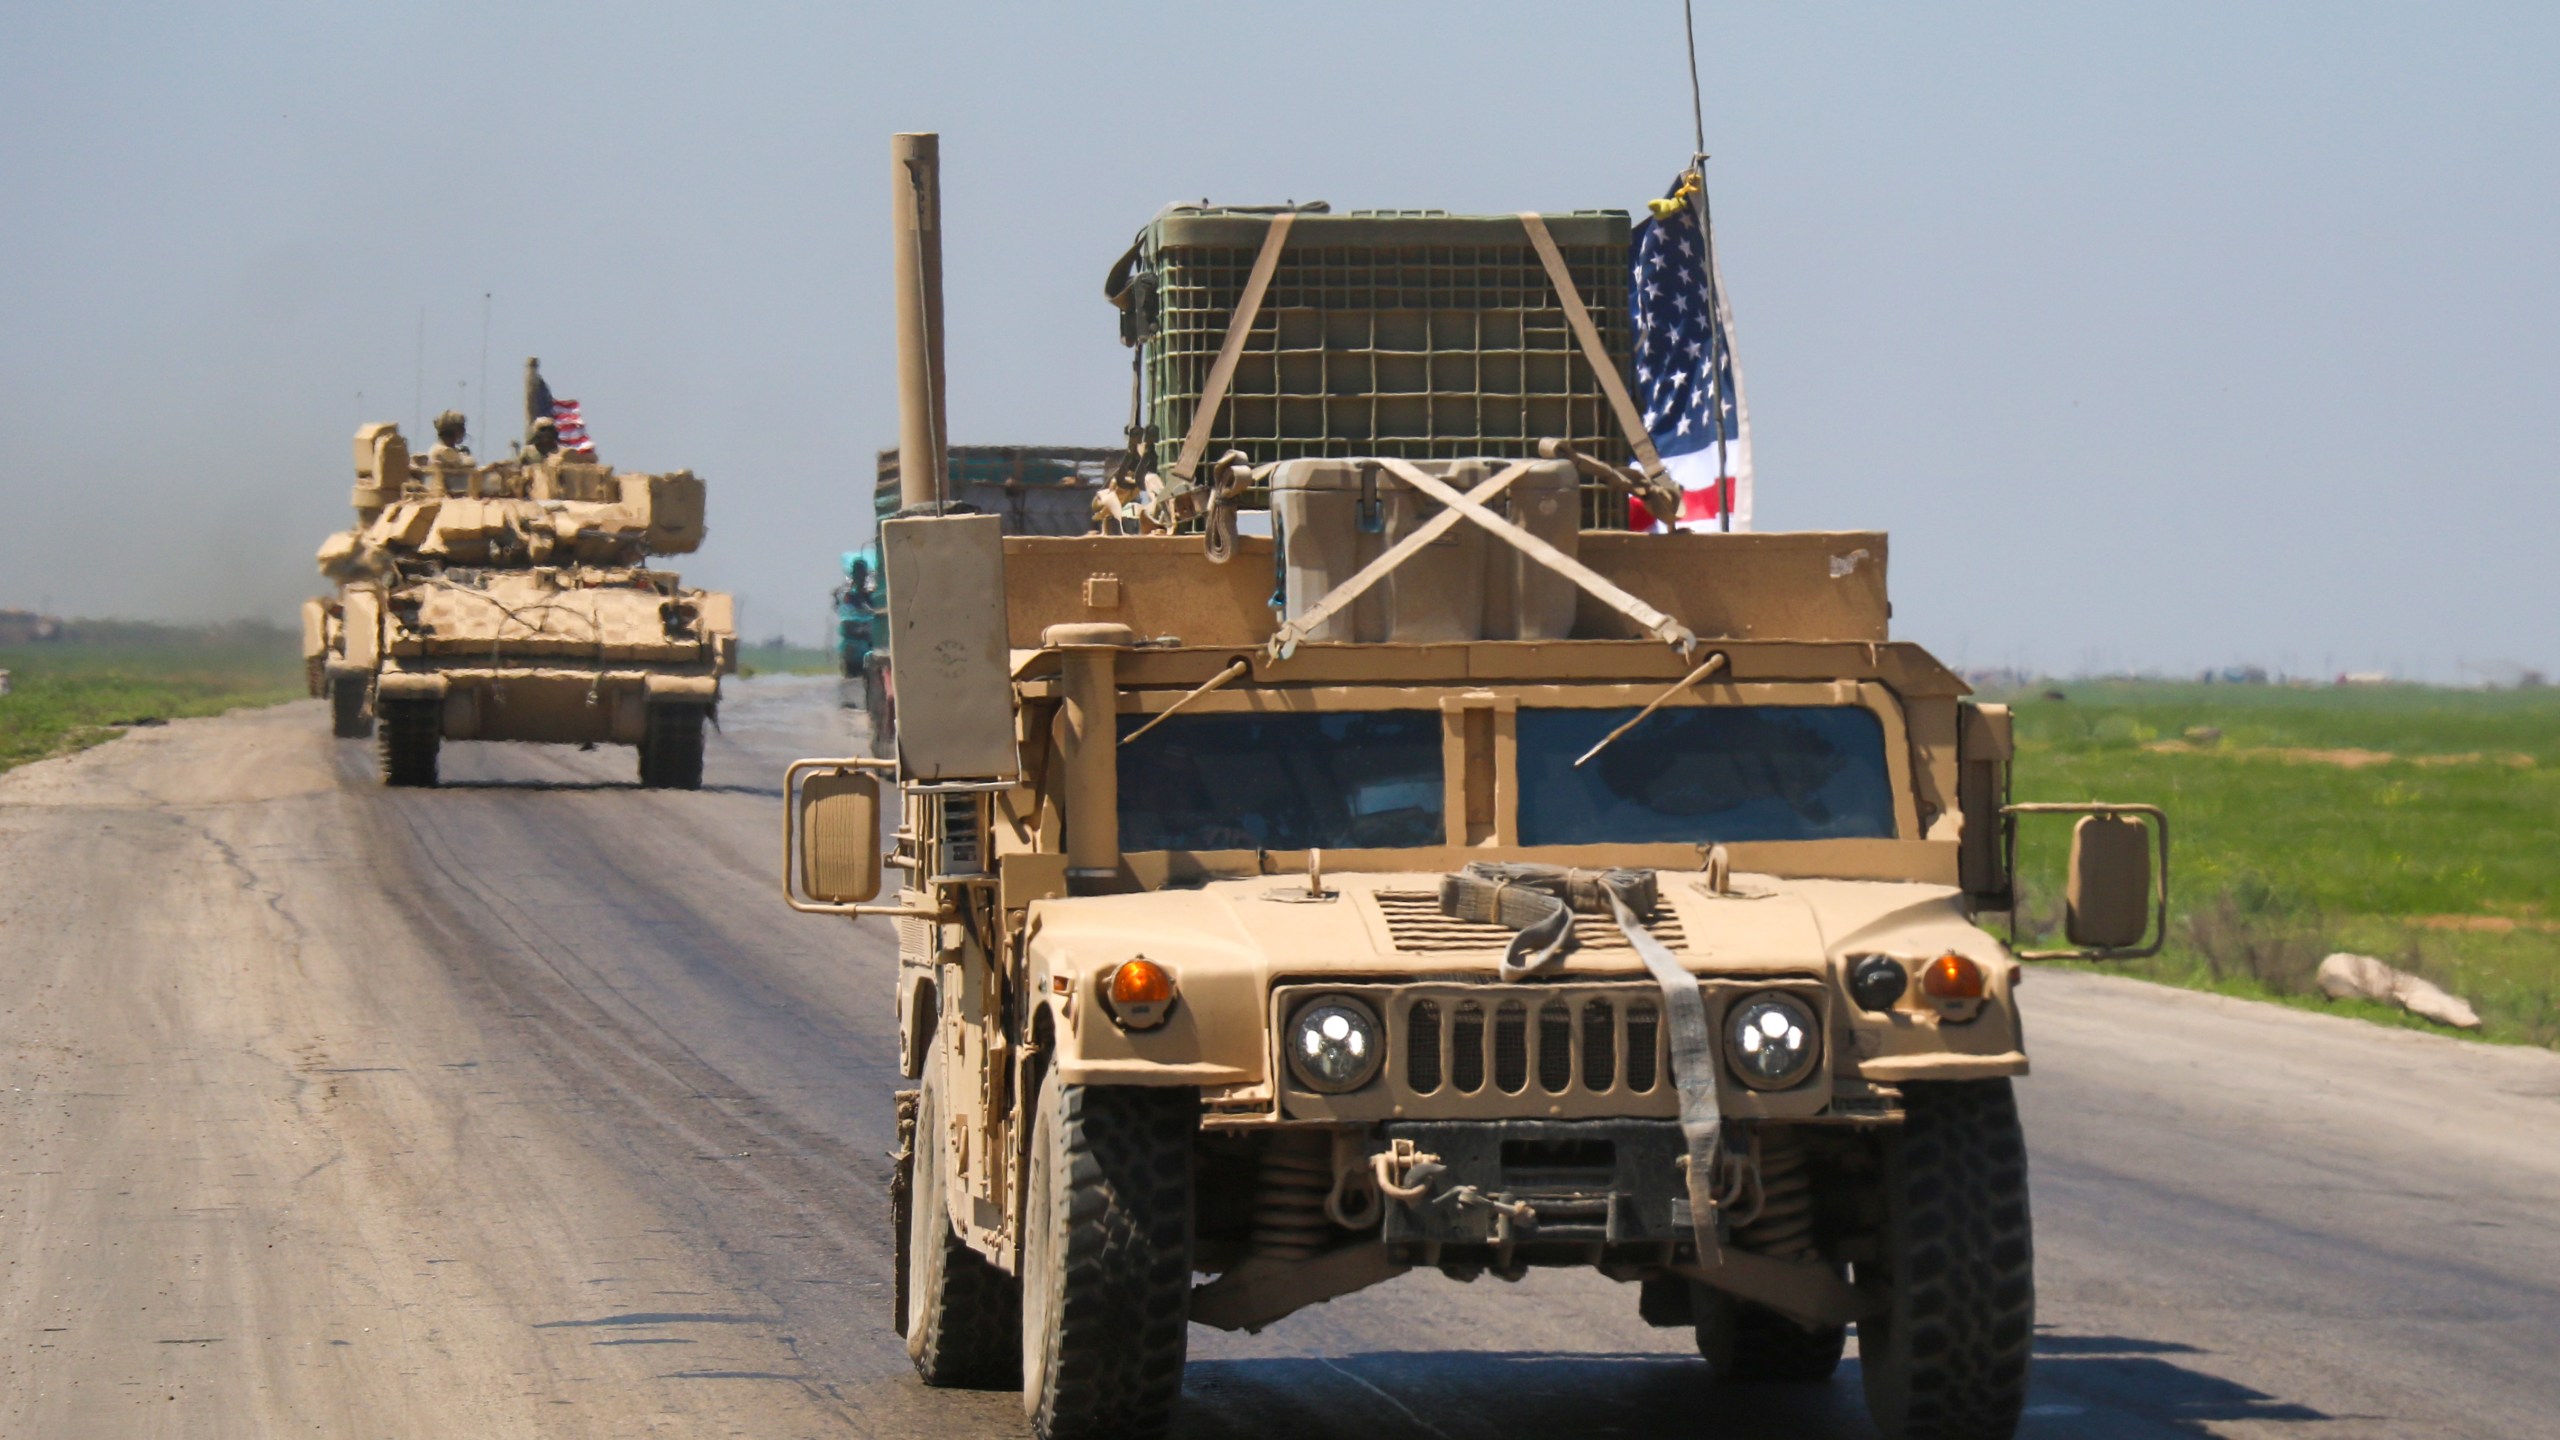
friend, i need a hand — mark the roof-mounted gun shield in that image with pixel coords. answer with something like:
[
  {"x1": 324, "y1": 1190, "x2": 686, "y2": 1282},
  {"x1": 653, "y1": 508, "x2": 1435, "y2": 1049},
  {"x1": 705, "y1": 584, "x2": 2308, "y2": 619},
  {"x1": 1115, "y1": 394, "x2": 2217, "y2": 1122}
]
[
  {"x1": 351, "y1": 422, "x2": 407, "y2": 517},
  {"x1": 879, "y1": 513, "x2": 1018, "y2": 783},
  {"x1": 626, "y1": 470, "x2": 706, "y2": 554}
]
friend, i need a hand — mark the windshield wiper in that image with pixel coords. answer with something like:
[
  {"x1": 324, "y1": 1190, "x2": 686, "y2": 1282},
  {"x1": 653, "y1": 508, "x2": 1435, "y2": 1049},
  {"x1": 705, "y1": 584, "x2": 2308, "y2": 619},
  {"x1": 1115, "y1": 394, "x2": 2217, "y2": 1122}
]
[{"x1": 1572, "y1": 651, "x2": 1730, "y2": 769}]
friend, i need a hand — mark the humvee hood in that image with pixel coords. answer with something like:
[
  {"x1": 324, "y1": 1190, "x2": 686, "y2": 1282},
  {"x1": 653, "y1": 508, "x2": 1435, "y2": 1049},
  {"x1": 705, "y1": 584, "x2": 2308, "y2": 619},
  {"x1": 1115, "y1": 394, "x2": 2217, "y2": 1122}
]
[
  {"x1": 1023, "y1": 868, "x2": 2021, "y2": 1088},
  {"x1": 1023, "y1": 869, "x2": 1996, "y2": 987}
]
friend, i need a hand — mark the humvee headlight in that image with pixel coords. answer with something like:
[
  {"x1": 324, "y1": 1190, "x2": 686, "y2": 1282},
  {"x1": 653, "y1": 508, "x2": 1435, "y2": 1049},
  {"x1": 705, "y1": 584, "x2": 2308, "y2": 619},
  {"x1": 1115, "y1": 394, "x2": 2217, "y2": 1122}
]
[
  {"x1": 1104, "y1": 957, "x2": 1177, "y2": 1030},
  {"x1": 1285, "y1": 995, "x2": 1383, "y2": 1093},
  {"x1": 1725, "y1": 993, "x2": 1820, "y2": 1091},
  {"x1": 1920, "y1": 953, "x2": 1987, "y2": 1001}
]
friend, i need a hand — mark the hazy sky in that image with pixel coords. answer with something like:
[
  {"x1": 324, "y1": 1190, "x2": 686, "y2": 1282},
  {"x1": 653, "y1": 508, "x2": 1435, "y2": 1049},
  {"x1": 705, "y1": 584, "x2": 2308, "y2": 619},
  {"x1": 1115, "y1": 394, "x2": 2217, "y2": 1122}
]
[{"x1": 3, "y1": 2, "x2": 2553, "y2": 678}]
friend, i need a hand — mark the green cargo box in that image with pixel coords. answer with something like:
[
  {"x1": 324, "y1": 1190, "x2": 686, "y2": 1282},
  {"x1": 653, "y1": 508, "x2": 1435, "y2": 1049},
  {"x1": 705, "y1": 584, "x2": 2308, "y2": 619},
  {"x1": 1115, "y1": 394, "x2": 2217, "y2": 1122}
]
[{"x1": 1133, "y1": 208, "x2": 1640, "y2": 512}]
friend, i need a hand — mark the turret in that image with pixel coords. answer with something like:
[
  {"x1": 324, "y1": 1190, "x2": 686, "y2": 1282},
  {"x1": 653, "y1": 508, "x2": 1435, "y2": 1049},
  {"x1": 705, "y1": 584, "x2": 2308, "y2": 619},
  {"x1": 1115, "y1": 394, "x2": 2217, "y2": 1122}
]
[{"x1": 320, "y1": 420, "x2": 709, "y2": 580}]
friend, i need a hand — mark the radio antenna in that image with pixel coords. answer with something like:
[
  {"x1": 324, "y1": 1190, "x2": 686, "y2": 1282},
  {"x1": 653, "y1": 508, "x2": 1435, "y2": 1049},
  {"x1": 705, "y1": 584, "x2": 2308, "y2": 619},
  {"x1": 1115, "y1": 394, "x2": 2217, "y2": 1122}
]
[
  {"x1": 478, "y1": 292, "x2": 493, "y2": 440},
  {"x1": 1683, "y1": 0, "x2": 1706, "y2": 160},
  {"x1": 413, "y1": 309, "x2": 426, "y2": 439}
]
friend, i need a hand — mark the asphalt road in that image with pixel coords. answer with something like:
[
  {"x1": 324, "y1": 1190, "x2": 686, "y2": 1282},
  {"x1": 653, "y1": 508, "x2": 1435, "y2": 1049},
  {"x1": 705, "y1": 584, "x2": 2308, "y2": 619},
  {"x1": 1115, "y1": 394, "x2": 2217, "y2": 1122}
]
[{"x1": 4, "y1": 678, "x2": 2555, "y2": 1438}]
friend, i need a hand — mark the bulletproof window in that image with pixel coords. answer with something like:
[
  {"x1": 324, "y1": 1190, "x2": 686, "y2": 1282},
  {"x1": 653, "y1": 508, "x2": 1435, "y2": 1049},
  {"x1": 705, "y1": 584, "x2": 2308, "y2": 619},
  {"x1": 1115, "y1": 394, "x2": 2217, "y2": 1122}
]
[
  {"x1": 1116, "y1": 710, "x2": 1446, "y2": 852},
  {"x1": 1516, "y1": 705, "x2": 1896, "y2": 846}
]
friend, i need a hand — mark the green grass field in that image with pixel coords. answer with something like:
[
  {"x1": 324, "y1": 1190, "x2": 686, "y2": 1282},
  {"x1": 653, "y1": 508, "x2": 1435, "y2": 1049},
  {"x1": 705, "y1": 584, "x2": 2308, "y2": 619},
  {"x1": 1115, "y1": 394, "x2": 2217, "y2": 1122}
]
[
  {"x1": 0, "y1": 627, "x2": 837, "y2": 780},
  {"x1": 0, "y1": 623, "x2": 307, "y2": 777},
  {"x1": 736, "y1": 641, "x2": 839, "y2": 677},
  {"x1": 6, "y1": 626, "x2": 2547, "y2": 1050},
  {"x1": 1997, "y1": 680, "x2": 2560, "y2": 1049}
]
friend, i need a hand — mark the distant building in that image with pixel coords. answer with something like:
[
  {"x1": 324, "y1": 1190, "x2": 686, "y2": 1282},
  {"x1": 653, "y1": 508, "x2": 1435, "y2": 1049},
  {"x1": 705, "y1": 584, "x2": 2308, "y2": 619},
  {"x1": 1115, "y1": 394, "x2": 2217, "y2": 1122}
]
[
  {"x1": 1959, "y1": 667, "x2": 2040, "y2": 693},
  {"x1": 0, "y1": 611, "x2": 64, "y2": 645}
]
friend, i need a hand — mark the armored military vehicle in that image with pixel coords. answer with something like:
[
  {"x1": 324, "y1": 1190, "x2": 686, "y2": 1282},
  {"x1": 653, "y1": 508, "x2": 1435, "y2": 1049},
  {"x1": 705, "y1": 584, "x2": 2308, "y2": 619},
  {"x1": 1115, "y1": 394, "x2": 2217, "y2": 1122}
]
[
  {"x1": 304, "y1": 398, "x2": 736, "y2": 788},
  {"x1": 845, "y1": 444, "x2": 1117, "y2": 741},
  {"x1": 784, "y1": 135, "x2": 2167, "y2": 1440}
]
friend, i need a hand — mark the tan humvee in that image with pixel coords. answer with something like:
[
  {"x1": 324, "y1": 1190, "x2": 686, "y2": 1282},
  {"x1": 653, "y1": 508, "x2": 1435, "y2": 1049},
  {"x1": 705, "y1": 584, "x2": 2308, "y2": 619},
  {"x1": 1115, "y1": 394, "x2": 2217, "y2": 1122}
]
[
  {"x1": 784, "y1": 135, "x2": 2166, "y2": 1440},
  {"x1": 303, "y1": 403, "x2": 736, "y2": 788}
]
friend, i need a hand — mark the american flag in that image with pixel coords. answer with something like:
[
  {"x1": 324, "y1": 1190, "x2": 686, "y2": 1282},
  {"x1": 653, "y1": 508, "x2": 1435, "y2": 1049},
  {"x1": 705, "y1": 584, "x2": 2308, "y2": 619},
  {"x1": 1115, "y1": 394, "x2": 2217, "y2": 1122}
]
[
  {"x1": 551, "y1": 399, "x2": 596, "y2": 455},
  {"x1": 1628, "y1": 175, "x2": 1752, "y2": 531}
]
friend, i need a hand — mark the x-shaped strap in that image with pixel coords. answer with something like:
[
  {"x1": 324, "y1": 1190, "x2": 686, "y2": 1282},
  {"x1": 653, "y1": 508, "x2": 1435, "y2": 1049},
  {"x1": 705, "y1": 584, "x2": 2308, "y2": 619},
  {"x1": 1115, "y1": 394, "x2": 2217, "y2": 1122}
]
[
  {"x1": 1267, "y1": 458, "x2": 1699, "y2": 660},
  {"x1": 1266, "y1": 460, "x2": 1540, "y2": 660},
  {"x1": 1372, "y1": 458, "x2": 1697, "y2": 655}
]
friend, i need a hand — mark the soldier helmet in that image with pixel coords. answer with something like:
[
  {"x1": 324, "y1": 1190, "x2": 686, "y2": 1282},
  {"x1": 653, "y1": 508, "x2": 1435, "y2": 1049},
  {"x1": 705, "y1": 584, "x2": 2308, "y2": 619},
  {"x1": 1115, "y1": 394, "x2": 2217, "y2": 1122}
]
[
  {"x1": 433, "y1": 409, "x2": 467, "y2": 440},
  {"x1": 529, "y1": 415, "x2": 557, "y2": 435}
]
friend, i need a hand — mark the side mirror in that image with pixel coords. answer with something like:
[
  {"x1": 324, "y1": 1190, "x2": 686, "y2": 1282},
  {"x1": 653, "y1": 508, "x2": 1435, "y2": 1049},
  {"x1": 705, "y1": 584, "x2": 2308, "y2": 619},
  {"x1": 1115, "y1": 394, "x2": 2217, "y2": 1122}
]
[
  {"x1": 785, "y1": 759, "x2": 885, "y2": 911},
  {"x1": 2066, "y1": 814, "x2": 2150, "y2": 949},
  {"x1": 2005, "y1": 803, "x2": 2167, "y2": 959}
]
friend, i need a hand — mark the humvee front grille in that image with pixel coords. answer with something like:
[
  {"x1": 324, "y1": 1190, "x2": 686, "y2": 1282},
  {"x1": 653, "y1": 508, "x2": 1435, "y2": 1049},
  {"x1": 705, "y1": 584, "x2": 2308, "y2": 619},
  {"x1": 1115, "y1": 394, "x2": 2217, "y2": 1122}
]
[
  {"x1": 1271, "y1": 978, "x2": 1831, "y2": 1122},
  {"x1": 1406, "y1": 987, "x2": 1665, "y2": 1106},
  {"x1": 1372, "y1": 890, "x2": 1689, "y2": 954}
]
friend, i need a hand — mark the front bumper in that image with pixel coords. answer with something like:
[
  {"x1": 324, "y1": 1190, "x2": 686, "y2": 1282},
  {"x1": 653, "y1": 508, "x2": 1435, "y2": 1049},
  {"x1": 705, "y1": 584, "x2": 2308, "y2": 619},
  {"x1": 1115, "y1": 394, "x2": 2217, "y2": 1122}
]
[{"x1": 1380, "y1": 1118, "x2": 1693, "y2": 1251}]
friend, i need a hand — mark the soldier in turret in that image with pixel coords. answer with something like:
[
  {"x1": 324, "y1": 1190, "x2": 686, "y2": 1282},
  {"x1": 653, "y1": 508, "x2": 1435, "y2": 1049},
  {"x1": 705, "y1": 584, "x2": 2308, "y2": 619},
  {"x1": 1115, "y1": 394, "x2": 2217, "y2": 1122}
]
[
  {"x1": 421, "y1": 409, "x2": 477, "y2": 496},
  {"x1": 426, "y1": 409, "x2": 473, "y2": 466}
]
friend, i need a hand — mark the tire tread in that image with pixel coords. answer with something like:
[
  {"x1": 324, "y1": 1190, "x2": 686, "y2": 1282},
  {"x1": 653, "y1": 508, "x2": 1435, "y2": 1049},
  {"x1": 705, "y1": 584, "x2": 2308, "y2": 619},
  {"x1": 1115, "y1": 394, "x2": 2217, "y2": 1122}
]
[
  {"x1": 1862, "y1": 1078, "x2": 2035, "y2": 1440},
  {"x1": 1026, "y1": 1082, "x2": 1194, "y2": 1440}
]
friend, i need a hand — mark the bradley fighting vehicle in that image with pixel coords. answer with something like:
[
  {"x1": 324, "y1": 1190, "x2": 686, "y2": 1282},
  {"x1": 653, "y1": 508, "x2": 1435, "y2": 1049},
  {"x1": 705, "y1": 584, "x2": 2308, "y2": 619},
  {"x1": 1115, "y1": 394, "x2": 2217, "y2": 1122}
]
[
  {"x1": 302, "y1": 388, "x2": 737, "y2": 788},
  {"x1": 783, "y1": 134, "x2": 2168, "y2": 1440}
]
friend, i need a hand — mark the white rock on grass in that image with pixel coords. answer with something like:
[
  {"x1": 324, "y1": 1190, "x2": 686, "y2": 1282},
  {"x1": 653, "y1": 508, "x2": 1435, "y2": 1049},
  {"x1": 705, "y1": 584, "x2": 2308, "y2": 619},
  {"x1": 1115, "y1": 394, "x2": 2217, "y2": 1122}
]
[{"x1": 2316, "y1": 952, "x2": 2484, "y2": 1030}]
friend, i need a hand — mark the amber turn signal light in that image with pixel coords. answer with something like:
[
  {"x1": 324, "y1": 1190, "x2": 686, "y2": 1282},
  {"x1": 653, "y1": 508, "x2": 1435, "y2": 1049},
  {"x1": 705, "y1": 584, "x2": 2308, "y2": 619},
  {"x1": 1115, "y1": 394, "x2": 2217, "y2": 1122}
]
[
  {"x1": 1920, "y1": 953, "x2": 1986, "y2": 1000},
  {"x1": 1110, "y1": 958, "x2": 1176, "y2": 1005},
  {"x1": 1105, "y1": 957, "x2": 1178, "y2": 1030}
]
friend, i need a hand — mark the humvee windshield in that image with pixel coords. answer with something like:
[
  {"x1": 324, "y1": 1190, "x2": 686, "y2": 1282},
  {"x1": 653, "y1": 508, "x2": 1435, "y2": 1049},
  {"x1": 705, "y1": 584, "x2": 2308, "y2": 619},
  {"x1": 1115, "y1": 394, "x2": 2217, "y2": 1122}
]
[
  {"x1": 1116, "y1": 711, "x2": 1444, "y2": 851},
  {"x1": 1518, "y1": 705, "x2": 1896, "y2": 845},
  {"x1": 1114, "y1": 702, "x2": 1896, "y2": 852}
]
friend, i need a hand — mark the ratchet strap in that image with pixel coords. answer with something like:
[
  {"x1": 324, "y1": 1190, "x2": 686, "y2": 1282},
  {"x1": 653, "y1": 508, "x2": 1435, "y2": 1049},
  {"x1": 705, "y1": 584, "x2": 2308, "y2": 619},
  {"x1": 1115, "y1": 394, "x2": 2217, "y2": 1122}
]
[
  {"x1": 1438, "y1": 862, "x2": 1723, "y2": 1264},
  {"x1": 1168, "y1": 212, "x2": 1295, "y2": 488},
  {"x1": 1518, "y1": 212, "x2": 1669, "y2": 487}
]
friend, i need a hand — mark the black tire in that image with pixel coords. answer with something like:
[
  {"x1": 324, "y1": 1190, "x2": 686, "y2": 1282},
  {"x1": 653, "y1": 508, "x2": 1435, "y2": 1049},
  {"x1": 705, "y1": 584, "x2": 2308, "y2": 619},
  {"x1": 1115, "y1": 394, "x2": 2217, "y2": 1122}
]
[
  {"x1": 905, "y1": 1041, "x2": 1021, "y2": 1388},
  {"x1": 376, "y1": 697, "x2": 440, "y2": 787},
  {"x1": 1859, "y1": 1079, "x2": 2035, "y2": 1440},
  {"x1": 329, "y1": 676, "x2": 373, "y2": 739},
  {"x1": 1698, "y1": 1291, "x2": 1848, "y2": 1383},
  {"x1": 637, "y1": 703, "x2": 705, "y2": 790},
  {"x1": 1020, "y1": 1073, "x2": 1195, "y2": 1440}
]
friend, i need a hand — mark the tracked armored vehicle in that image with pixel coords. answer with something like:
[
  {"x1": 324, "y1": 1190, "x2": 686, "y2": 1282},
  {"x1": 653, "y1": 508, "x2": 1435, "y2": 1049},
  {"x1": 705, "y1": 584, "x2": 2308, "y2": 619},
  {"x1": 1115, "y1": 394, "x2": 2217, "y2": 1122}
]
[
  {"x1": 783, "y1": 134, "x2": 2168, "y2": 1440},
  {"x1": 304, "y1": 408, "x2": 736, "y2": 788}
]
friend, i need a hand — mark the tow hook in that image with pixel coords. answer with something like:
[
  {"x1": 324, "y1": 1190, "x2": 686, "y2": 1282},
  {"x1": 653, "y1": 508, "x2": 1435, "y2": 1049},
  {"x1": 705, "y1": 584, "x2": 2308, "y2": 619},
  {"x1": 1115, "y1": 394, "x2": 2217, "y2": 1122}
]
[{"x1": 1371, "y1": 1139, "x2": 1540, "y2": 1230}]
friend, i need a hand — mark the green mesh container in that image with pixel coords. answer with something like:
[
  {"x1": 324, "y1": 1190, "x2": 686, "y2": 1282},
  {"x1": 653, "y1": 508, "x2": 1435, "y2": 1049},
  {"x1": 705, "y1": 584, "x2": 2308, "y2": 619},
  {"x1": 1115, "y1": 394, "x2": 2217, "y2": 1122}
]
[{"x1": 1135, "y1": 209, "x2": 1637, "y2": 489}]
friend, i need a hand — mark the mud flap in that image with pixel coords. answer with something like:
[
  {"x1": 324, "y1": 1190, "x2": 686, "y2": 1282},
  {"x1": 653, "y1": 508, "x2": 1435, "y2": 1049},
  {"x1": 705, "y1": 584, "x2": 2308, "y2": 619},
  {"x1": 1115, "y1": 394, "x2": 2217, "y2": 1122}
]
[{"x1": 891, "y1": 1088, "x2": 919, "y2": 1336}]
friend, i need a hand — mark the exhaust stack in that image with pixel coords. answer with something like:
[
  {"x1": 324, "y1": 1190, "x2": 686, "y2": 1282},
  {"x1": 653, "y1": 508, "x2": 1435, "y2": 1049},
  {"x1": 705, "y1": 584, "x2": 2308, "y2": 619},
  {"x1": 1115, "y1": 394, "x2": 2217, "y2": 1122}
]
[{"x1": 891, "y1": 132, "x2": 948, "y2": 512}]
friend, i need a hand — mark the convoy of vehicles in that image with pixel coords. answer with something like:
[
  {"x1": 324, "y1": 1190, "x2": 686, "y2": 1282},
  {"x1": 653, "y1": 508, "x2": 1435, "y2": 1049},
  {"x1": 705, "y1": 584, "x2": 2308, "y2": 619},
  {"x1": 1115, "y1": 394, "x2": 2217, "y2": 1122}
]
[
  {"x1": 282, "y1": 110, "x2": 2166, "y2": 1440},
  {"x1": 780, "y1": 134, "x2": 2168, "y2": 1440}
]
